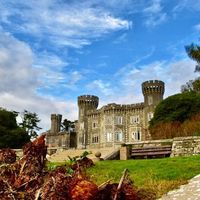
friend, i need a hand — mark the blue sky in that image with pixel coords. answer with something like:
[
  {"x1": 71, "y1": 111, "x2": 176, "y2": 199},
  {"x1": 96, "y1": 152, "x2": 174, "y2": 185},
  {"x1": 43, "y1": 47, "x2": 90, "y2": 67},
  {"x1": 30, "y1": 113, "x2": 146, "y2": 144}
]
[{"x1": 0, "y1": 0, "x2": 200, "y2": 131}]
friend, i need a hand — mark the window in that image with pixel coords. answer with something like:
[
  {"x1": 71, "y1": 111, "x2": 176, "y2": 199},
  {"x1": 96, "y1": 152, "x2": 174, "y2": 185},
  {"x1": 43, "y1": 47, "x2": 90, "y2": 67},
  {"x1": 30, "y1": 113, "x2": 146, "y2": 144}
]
[
  {"x1": 132, "y1": 128, "x2": 141, "y2": 141},
  {"x1": 115, "y1": 116, "x2": 123, "y2": 125},
  {"x1": 92, "y1": 122, "x2": 97, "y2": 129},
  {"x1": 130, "y1": 115, "x2": 140, "y2": 124},
  {"x1": 147, "y1": 112, "x2": 154, "y2": 121},
  {"x1": 148, "y1": 96, "x2": 153, "y2": 105},
  {"x1": 106, "y1": 133, "x2": 113, "y2": 142},
  {"x1": 92, "y1": 135, "x2": 99, "y2": 143},
  {"x1": 115, "y1": 131, "x2": 123, "y2": 142}
]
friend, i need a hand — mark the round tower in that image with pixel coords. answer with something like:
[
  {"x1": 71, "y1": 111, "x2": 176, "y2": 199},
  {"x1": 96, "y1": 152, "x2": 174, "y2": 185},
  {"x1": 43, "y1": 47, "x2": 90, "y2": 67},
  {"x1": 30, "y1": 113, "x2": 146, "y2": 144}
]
[
  {"x1": 78, "y1": 95, "x2": 99, "y2": 121},
  {"x1": 50, "y1": 114, "x2": 62, "y2": 134},
  {"x1": 77, "y1": 95, "x2": 99, "y2": 148},
  {"x1": 142, "y1": 80, "x2": 165, "y2": 106}
]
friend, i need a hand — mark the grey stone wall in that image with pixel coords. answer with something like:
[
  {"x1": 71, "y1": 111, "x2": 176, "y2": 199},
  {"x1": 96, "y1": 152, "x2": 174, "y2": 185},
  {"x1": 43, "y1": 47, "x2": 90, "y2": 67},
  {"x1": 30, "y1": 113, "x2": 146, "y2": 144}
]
[
  {"x1": 171, "y1": 136, "x2": 200, "y2": 157},
  {"x1": 120, "y1": 137, "x2": 200, "y2": 159}
]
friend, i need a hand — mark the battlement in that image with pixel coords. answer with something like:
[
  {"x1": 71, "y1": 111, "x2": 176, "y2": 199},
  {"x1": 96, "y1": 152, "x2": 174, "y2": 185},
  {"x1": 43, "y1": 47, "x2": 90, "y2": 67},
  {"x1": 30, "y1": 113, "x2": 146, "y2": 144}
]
[
  {"x1": 127, "y1": 103, "x2": 144, "y2": 108},
  {"x1": 143, "y1": 80, "x2": 164, "y2": 84},
  {"x1": 78, "y1": 95, "x2": 99, "y2": 100},
  {"x1": 51, "y1": 114, "x2": 62, "y2": 120},
  {"x1": 142, "y1": 80, "x2": 164, "y2": 95},
  {"x1": 51, "y1": 114, "x2": 57, "y2": 119},
  {"x1": 102, "y1": 102, "x2": 144, "y2": 112},
  {"x1": 78, "y1": 95, "x2": 99, "y2": 107},
  {"x1": 87, "y1": 109, "x2": 101, "y2": 117}
]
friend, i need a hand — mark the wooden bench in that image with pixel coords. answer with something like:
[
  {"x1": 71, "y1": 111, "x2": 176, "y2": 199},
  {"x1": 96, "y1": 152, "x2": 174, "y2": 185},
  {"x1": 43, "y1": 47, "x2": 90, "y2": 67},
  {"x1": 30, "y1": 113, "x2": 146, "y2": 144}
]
[{"x1": 131, "y1": 145, "x2": 172, "y2": 159}]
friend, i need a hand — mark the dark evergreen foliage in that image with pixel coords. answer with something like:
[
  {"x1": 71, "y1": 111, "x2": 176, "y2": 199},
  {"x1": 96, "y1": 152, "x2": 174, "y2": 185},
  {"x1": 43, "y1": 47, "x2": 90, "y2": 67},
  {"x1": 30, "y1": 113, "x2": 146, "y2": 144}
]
[
  {"x1": 19, "y1": 110, "x2": 41, "y2": 139},
  {"x1": 150, "y1": 92, "x2": 200, "y2": 127},
  {"x1": 62, "y1": 118, "x2": 75, "y2": 132},
  {"x1": 182, "y1": 42, "x2": 200, "y2": 92},
  {"x1": 0, "y1": 108, "x2": 30, "y2": 148}
]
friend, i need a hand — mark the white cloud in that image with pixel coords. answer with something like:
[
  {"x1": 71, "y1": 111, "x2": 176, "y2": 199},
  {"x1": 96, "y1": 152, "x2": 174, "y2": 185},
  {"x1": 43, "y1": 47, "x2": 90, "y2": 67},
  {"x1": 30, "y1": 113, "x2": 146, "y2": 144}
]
[
  {"x1": 34, "y1": 53, "x2": 68, "y2": 70},
  {"x1": 65, "y1": 71, "x2": 84, "y2": 89},
  {"x1": 0, "y1": 92, "x2": 78, "y2": 132},
  {"x1": 144, "y1": 0, "x2": 162, "y2": 13},
  {"x1": 86, "y1": 80, "x2": 114, "y2": 96},
  {"x1": 173, "y1": 0, "x2": 200, "y2": 13},
  {"x1": 0, "y1": 32, "x2": 38, "y2": 96},
  {"x1": 143, "y1": 0, "x2": 167, "y2": 27},
  {"x1": 83, "y1": 58, "x2": 197, "y2": 108},
  {"x1": 34, "y1": 52, "x2": 70, "y2": 89},
  {"x1": 0, "y1": 32, "x2": 77, "y2": 131},
  {"x1": 114, "y1": 59, "x2": 197, "y2": 104},
  {"x1": 0, "y1": 0, "x2": 132, "y2": 49}
]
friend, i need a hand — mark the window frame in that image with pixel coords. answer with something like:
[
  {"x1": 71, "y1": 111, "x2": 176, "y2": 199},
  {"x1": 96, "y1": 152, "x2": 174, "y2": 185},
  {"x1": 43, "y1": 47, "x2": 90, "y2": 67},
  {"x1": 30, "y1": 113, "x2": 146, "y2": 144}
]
[
  {"x1": 106, "y1": 132, "x2": 113, "y2": 142},
  {"x1": 130, "y1": 115, "x2": 140, "y2": 124},
  {"x1": 115, "y1": 116, "x2": 123, "y2": 125}
]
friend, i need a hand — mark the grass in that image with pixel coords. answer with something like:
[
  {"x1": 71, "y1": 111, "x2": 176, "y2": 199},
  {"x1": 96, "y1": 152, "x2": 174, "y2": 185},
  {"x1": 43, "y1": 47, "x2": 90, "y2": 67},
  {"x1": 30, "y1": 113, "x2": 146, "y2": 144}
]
[{"x1": 49, "y1": 155, "x2": 200, "y2": 198}]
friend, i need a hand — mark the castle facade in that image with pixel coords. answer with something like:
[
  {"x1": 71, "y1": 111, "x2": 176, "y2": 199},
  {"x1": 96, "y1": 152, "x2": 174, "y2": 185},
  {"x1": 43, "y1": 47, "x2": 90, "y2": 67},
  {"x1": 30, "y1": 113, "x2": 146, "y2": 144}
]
[{"x1": 77, "y1": 80, "x2": 165, "y2": 149}]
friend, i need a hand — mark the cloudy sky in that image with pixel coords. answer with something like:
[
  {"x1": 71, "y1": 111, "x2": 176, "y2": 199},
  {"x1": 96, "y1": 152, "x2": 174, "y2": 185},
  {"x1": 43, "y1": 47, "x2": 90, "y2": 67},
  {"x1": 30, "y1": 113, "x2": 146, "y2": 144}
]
[{"x1": 0, "y1": 0, "x2": 200, "y2": 131}]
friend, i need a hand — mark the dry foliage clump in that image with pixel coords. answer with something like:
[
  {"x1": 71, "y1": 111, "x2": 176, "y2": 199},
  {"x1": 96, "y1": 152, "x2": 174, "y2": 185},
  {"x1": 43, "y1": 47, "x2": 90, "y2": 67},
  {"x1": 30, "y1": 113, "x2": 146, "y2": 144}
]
[
  {"x1": 0, "y1": 148, "x2": 16, "y2": 164},
  {"x1": 0, "y1": 136, "x2": 152, "y2": 200},
  {"x1": 150, "y1": 114, "x2": 200, "y2": 139}
]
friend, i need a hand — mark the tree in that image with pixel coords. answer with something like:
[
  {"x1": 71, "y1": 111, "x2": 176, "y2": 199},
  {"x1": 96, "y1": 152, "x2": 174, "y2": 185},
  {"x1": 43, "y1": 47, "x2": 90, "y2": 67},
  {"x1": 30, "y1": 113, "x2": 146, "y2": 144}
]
[
  {"x1": 20, "y1": 110, "x2": 42, "y2": 139},
  {"x1": 150, "y1": 92, "x2": 200, "y2": 128},
  {"x1": 185, "y1": 43, "x2": 200, "y2": 72},
  {"x1": 0, "y1": 108, "x2": 30, "y2": 148},
  {"x1": 181, "y1": 78, "x2": 200, "y2": 93},
  {"x1": 62, "y1": 119, "x2": 75, "y2": 132},
  {"x1": 182, "y1": 42, "x2": 200, "y2": 92},
  {"x1": 149, "y1": 92, "x2": 200, "y2": 139}
]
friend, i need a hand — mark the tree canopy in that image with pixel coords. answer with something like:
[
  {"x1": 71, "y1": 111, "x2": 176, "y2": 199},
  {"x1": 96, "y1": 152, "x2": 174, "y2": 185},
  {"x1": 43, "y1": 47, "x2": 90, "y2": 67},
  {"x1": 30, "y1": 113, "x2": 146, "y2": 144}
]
[
  {"x1": 182, "y1": 42, "x2": 200, "y2": 93},
  {"x1": 0, "y1": 108, "x2": 30, "y2": 148},
  {"x1": 62, "y1": 119, "x2": 75, "y2": 132},
  {"x1": 185, "y1": 43, "x2": 200, "y2": 72},
  {"x1": 150, "y1": 92, "x2": 200, "y2": 128},
  {"x1": 19, "y1": 110, "x2": 41, "y2": 139}
]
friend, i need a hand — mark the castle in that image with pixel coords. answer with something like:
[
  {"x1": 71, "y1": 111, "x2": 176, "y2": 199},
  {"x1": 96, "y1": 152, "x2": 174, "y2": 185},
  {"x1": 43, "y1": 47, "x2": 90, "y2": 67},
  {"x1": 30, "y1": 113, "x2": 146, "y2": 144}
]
[
  {"x1": 77, "y1": 80, "x2": 165, "y2": 149},
  {"x1": 46, "y1": 80, "x2": 165, "y2": 149}
]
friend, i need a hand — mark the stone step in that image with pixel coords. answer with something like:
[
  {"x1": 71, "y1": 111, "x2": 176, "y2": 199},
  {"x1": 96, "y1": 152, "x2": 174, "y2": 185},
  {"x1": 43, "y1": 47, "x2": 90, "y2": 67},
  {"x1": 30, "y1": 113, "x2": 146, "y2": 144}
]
[{"x1": 48, "y1": 147, "x2": 117, "y2": 162}]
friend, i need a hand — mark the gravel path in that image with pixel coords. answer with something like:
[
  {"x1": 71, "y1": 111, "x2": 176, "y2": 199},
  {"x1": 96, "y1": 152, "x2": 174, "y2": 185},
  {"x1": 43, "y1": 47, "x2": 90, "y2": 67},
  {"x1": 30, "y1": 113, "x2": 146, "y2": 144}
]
[{"x1": 159, "y1": 174, "x2": 200, "y2": 200}]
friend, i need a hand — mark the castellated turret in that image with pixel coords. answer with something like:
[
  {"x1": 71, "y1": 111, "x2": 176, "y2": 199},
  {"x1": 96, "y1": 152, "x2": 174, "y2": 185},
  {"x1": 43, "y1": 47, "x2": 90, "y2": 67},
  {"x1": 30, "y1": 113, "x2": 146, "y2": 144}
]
[
  {"x1": 78, "y1": 95, "x2": 99, "y2": 121},
  {"x1": 50, "y1": 114, "x2": 62, "y2": 134},
  {"x1": 142, "y1": 80, "x2": 165, "y2": 106},
  {"x1": 77, "y1": 95, "x2": 99, "y2": 148}
]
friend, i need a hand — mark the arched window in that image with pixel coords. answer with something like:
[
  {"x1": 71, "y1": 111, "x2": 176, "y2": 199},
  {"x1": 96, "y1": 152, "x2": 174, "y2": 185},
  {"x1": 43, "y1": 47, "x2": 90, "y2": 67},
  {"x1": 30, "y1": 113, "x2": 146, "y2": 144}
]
[
  {"x1": 132, "y1": 130, "x2": 141, "y2": 141},
  {"x1": 92, "y1": 135, "x2": 99, "y2": 143},
  {"x1": 115, "y1": 130, "x2": 123, "y2": 142},
  {"x1": 106, "y1": 133, "x2": 112, "y2": 142}
]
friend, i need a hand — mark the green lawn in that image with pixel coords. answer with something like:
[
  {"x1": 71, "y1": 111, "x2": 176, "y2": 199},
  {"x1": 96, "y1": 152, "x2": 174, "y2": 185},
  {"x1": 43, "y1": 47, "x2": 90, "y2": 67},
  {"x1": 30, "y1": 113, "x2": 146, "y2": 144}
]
[{"x1": 49, "y1": 155, "x2": 200, "y2": 198}]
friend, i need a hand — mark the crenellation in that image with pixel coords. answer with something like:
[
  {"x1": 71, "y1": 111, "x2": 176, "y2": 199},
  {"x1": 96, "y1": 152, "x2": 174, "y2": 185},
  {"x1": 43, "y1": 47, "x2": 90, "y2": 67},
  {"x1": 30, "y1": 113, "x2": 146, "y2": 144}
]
[{"x1": 142, "y1": 80, "x2": 164, "y2": 95}]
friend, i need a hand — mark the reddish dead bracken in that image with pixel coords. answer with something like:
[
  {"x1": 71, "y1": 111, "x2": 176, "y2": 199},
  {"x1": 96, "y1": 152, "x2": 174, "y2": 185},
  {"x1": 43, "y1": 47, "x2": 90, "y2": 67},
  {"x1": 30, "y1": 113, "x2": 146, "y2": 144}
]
[{"x1": 0, "y1": 135, "x2": 146, "y2": 200}]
